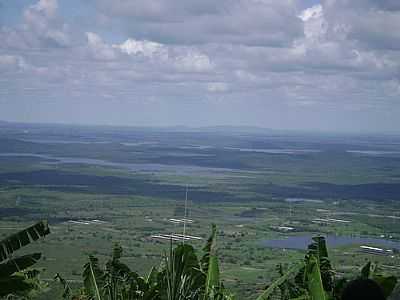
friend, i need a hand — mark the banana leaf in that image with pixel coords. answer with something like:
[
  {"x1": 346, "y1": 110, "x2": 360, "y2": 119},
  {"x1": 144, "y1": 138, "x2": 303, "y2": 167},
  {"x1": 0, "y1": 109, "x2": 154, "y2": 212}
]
[
  {"x1": 373, "y1": 275, "x2": 397, "y2": 299},
  {"x1": 205, "y1": 255, "x2": 220, "y2": 297},
  {"x1": 0, "y1": 220, "x2": 50, "y2": 262},
  {"x1": 83, "y1": 255, "x2": 104, "y2": 300},
  {"x1": 256, "y1": 263, "x2": 302, "y2": 300},
  {"x1": 201, "y1": 224, "x2": 217, "y2": 275},
  {"x1": 360, "y1": 262, "x2": 371, "y2": 279},
  {"x1": 306, "y1": 236, "x2": 334, "y2": 292},
  {"x1": 0, "y1": 253, "x2": 41, "y2": 278},
  {"x1": 360, "y1": 261, "x2": 397, "y2": 298},
  {"x1": 0, "y1": 273, "x2": 38, "y2": 297},
  {"x1": 164, "y1": 243, "x2": 204, "y2": 300},
  {"x1": 305, "y1": 256, "x2": 326, "y2": 300}
]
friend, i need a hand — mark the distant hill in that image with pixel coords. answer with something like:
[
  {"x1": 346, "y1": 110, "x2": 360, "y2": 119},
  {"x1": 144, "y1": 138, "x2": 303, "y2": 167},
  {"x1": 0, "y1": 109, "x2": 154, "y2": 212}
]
[
  {"x1": 197, "y1": 125, "x2": 275, "y2": 134},
  {"x1": 0, "y1": 121, "x2": 275, "y2": 134}
]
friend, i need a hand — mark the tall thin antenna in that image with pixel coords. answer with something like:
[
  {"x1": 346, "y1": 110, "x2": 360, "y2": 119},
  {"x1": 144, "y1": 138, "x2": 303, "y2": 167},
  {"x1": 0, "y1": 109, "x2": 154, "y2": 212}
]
[{"x1": 183, "y1": 184, "x2": 188, "y2": 243}]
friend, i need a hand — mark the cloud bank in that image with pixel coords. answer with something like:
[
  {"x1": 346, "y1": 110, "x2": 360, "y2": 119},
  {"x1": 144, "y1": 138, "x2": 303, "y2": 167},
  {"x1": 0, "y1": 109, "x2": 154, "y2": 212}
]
[{"x1": 0, "y1": 0, "x2": 399, "y2": 132}]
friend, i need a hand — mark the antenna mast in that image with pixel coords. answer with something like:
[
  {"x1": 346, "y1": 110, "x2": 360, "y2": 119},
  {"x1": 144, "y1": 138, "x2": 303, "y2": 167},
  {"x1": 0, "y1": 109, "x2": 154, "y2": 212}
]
[{"x1": 183, "y1": 184, "x2": 188, "y2": 243}]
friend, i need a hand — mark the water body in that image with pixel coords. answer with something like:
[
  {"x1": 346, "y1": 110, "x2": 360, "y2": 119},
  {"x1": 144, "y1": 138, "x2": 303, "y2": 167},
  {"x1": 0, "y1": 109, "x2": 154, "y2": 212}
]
[
  {"x1": 347, "y1": 150, "x2": 400, "y2": 156},
  {"x1": 285, "y1": 198, "x2": 324, "y2": 203},
  {"x1": 0, "y1": 153, "x2": 54, "y2": 159},
  {"x1": 121, "y1": 142, "x2": 159, "y2": 146},
  {"x1": 179, "y1": 145, "x2": 214, "y2": 150},
  {"x1": 21, "y1": 139, "x2": 111, "y2": 145},
  {"x1": 224, "y1": 147, "x2": 321, "y2": 154},
  {"x1": 261, "y1": 235, "x2": 400, "y2": 250},
  {"x1": 22, "y1": 139, "x2": 162, "y2": 147},
  {"x1": 0, "y1": 152, "x2": 236, "y2": 176}
]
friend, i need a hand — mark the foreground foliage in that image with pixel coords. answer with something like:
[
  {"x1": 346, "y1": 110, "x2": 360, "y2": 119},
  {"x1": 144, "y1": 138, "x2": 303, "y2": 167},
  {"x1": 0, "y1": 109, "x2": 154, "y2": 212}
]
[
  {"x1": 55, "y1": 226, "x2": 398, "y2": 300},
  {"x1": 56, "y1": 224, "x2": 234, "y2": 300},
  {"x1": 0, "y1": 220, "x2": 396, "y2": 300},
  {"x1": 257, "y1": 236, "x2": 398, "y2": 300},
  {"x1": 0, "y1": 220, "x2": 50, "y2": 299}
]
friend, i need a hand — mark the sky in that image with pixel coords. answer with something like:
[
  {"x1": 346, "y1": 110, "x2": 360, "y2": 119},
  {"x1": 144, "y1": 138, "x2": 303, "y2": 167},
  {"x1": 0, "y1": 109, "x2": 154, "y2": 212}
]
[{"x1": 0, "y1": 0, "x2": 399, "y2": 133}]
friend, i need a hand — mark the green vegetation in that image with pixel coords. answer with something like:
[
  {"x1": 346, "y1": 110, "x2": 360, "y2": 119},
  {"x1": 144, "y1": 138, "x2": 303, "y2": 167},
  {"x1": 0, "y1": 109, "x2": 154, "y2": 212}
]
[
  {"x1": 0, "y1": 220, "x2": 50, "y2": 298},
  {"x1": 61, "y1": 231, "x2": 396, "y2": 300},
  {"x1": 1, "y1": 189, "x2": 399, "y2": 299},
  {"x1": 1, "y1": 125, "x2": 400, "y2": 299},
  {"x1": 2, "y1": 223, "x2": 396, "y2": 299},
  {"x1": 53, "y1": 225, "x2": 234, "y2": 300}
]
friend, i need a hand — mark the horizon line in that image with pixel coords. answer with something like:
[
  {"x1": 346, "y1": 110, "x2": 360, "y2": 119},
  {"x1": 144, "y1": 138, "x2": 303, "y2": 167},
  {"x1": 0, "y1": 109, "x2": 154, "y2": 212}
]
[{"x1": 1, "y1": 119, "x2": 399, "y2": 136}]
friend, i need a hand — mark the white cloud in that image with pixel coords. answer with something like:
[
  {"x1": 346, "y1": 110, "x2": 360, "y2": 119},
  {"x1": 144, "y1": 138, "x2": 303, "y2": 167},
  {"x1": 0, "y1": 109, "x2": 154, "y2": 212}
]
[
  {"x1": 29, "y1": 0, "x2": 58, "y2": 19},
  {"x1": 0, "y1": 55, "x2": 27, "y2": 72},
  {"x1": 207, "y1": 82, "x2": 229, "y2": 93},
  {"x1": 299, "y1": 4, "x2": 326, "y2": 41},
  {"x1": 174, "y1": 50, "x2": 213, "y2": 72},
  {"x1": 86, "y1": 32, "x2": 117, "y2": 60},
  {"x1": 321, "y1": 0, "x2": 400, "y2": 50},
  {"x1": 95, "y1": 0, "x2": 304, "y2": 46},
  {"x1": 299, "y1": 4, "x2": 322, "y2": 22},
  {"x1": 113, "y1": 39, "x2": 167, "y2": 59},
  {"x1": 111, "y1": 37, "x2": 213, "y2": 72},
  {"x1": 0, "y1": 0, "x2": 70, "y2": 49},
  {"x1": 23, "y1": 0, "x2": 69, "y2": 47}
]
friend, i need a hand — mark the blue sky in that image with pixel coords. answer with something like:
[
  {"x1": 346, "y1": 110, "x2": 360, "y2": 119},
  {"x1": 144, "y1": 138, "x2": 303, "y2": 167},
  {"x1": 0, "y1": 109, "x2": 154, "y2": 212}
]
[{"x1": 0, "y1": 0, "x2": 399, "y2": 132}]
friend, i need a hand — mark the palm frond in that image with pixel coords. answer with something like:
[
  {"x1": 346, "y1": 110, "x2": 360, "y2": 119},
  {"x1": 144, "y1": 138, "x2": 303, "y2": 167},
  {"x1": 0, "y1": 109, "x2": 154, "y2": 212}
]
[
  {"x1": 256, "y1": 263, "x2": 302, "y2": 300},
  {"x1": 83, "y1": 255, "x2": 104, "y2": 300},
  {"x1": 0, "y1": 253, "x2": 41, "y2": 278},
  {"x1": 305, "y1": 255, "x2": 326, "y2": 300},
  {"x1": 0, "y1": 220, "x2": 50, "y2": 263}
]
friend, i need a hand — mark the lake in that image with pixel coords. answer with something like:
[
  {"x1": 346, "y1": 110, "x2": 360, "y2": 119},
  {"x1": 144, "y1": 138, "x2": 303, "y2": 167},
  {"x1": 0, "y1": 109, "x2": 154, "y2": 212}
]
[{"x1": 0, "y1": 152, "x2": 236, "y2": 176}]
